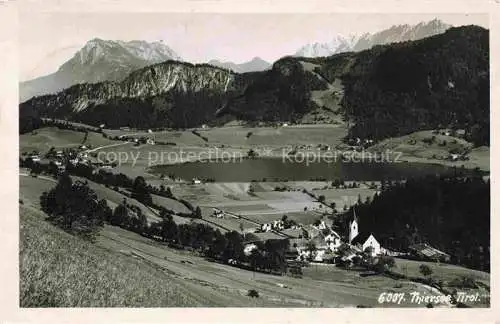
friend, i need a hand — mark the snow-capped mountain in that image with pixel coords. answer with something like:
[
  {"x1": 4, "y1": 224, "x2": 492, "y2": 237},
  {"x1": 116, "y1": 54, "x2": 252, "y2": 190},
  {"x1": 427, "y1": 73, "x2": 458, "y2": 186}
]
[
  {"x1": 20, "y1": 39, "x2": 182, "y2": 102},
  {"x1": 295, "y1": 19, "x2": 452, "y2": 57},
  {"x1": 353, "y1": 19, "x2": 452, "y2": 51},
  {"x1": 295, "y1": 35, "x2": 359, "y2": 57},
  {"x1": 207, "y1": 57, "x2": 271, "y2": 73}
]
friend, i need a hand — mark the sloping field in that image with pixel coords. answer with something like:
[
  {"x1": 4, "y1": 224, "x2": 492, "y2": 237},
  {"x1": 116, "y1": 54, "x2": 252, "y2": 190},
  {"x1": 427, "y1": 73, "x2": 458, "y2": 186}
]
[
  {"x1": 152, "y1": 194, "x2": 192, "y2": 214},
  {"x1": 368, "y1": 130, "x2": 489, "y2": 172},
  {"x1": 312, "y1": 188, "x2": 378, "y2": 210},
  {"x1": 103, "y1": 129, "x2": 206, "y2": 145},
  {"x1": 20, "y1": 127, "x2": 118, "y2": 154},
  {"x1": 195, "y1": 125, "x2": 347, "y2": 148},
  {"x1": 69, "y1": 177, "x2": 163, "y2": 224},
  {"x1": 20, "y1": 204, "x2": 208, "y2": 307},
  {"x1": 392, "y1": 258, "x2": 490, "y2": 286},
  {"x1": 21, "y1": 127, "x2": 86, "y2": 153},
  {"x1": 19, "y1": 175, "x2": 57, "y2": 208},
  {"x1": 242, "y1": 211, "x2": 322, "y2": 225}
]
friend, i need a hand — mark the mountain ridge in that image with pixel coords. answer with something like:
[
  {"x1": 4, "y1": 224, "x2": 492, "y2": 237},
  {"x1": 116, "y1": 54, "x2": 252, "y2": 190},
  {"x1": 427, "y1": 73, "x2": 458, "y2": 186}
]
[
  {"x1": 295, "y1": 19, "x2": 452, "y2": 57},
  {"x1": 207, "y1": 57, "x2": 271, "y2": 73},
  {"x1": 20, "y1": 39, "x2": 182, "y2": 102}
]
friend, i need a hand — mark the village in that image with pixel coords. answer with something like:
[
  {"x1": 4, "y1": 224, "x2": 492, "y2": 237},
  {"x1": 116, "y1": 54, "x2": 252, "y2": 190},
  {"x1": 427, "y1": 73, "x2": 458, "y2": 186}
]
[{"x1": 212, "y1": 204, "x2": 451, "y2": 270}]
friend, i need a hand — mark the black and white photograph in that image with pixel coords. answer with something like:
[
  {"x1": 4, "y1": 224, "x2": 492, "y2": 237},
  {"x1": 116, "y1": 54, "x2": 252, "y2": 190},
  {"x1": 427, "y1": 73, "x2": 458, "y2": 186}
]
[{"x1": 11, "y1": 0, "x2": 492, "y2": 314}]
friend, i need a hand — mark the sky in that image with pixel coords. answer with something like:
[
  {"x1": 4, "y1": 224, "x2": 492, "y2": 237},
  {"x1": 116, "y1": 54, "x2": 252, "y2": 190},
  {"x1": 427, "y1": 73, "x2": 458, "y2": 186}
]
[{"x1": 19, "y1": 13, "x2": 488, "y2": 81}]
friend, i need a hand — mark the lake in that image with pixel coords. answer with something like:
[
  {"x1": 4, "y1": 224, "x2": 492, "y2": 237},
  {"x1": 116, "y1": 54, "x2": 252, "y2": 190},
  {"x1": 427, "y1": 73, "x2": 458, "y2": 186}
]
[{"x1": 149, "y1": 157, "x2": 483, "y2": 182}]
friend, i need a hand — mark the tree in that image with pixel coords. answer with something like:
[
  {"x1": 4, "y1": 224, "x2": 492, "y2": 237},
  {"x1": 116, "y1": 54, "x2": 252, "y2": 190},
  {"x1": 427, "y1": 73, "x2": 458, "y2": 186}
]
[
  {"x1": 160, "y1": 216, "x2": 179, "y2": 243},
  {"x1": 306, "y1": 241, "x2": 317, "y2": 261},
  {"x1": 193, "y1": 206, "x2": 202, "y2": 219},
  {"x1": 30, "y1": 162, "x2": 42, "y2": 177},
  {"x1": 247, "y1": 289, "x2": 259, "y2": 298},
  {"x1": 165, "y1": 186, "x2": 173, "y2": 198},
  {"x1": 374, "y1": 255, "x2": 395, "y2": 273},
  {"x1": 223, "y1": 231, "x2": 244, "y2": 262},
  {"x1": 318, "y1": 195, "x2": 326, "y2": 204},
  {"x1": 131, "y1": 176, "x2": 153, "y2": 205},
  {"x1": 247, "y1": 149, "x2": 258, "y2": 159},
  {"x1": 111, "y1": 204, "x2": 128, "y2": 226},
  {"x1": 40, "y1": 175, "x2": 106, "y2": 241},
  {"x1": 419, "y1": 264, "x2": 433, "y2": 278}
]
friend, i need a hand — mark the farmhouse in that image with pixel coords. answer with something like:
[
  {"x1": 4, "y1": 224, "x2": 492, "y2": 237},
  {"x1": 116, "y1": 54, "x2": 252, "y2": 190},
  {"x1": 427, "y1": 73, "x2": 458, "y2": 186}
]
[
  {"x1": 408, "y1": 243, "x2": 451, "y2": 262},
  {"x1": 260, "y1": 219, "x2": 284, "y2": 232},
  {"x1": 212, "y1": 208, "x2": 224, "y2": 218},
  {"x1": 243, "y1": 243, "x2": 258, "y2": 256},
  {"x1": 280, "y1": 227, "x2": 303, "y2": 239},
  {"x1": 324, "y1": 231, "x2": 342, "y2": 252},
  {"x1": 30, "y1": 155, "x2": 41, "y2": 162}
]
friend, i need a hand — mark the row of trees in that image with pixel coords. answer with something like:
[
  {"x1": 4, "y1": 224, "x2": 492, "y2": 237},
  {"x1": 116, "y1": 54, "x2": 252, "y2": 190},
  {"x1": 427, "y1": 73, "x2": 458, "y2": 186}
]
[{"x1": 38, "y1": 173, "x2": 250, "y2": 265}]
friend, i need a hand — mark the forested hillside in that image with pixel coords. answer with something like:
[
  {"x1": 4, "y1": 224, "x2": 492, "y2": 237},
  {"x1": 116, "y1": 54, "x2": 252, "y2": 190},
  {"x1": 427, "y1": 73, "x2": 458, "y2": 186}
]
[
  {"x1": 334, "y1": 26, "x2": 489, "y2": 146},
  {"x1": 343, "y1": 175, "x2": 490, "y2": 271}
]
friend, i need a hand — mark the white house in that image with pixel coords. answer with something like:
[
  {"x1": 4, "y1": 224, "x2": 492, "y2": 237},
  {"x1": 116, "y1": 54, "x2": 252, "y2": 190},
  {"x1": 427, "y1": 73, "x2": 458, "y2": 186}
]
[
  {"x1": 261, "y1": 223, "x2": 272, "y2": 232},
  {"x1": 314, "y1": 220, "x2": 328, "y2": 230},
  {"x1": 272, "y1": 219, "x2": 284, "y2": 231},
  {"x1": 30, "y1": 155, "x2": 41, "y2": 162},
  {"x1": 192, "y1": 178, "x2": 202, "y2": 185},
  {"x1": 243, "y1": 243, "x2": 258, "y2": 256},
  {"x1": 324, "y1": 231, "x2": 342, "y2": 252},
  {"x1": 212, "y1": 208, "x2": 224, "y2": 218}
]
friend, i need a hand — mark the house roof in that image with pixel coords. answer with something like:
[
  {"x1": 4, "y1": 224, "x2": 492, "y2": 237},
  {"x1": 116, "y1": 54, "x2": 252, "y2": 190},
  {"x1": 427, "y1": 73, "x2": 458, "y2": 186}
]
[
  {"x1": 289, "y1": 238, "x2": 308, "y2": 250},
  {"x1": 303, "y1": 225, "x2": 322, "y2": 239},
  {"x1": 326, "y1": 230, "x2": 341, "y2": 239},
  {"x1": 350, "y1": 232, "x2": 376, "y2": 246},
  {"x1": 409, "y1": 243, "x2": 450, "y2": 258},
  {"x1": 280, "y1": 227, "x2": 303, "y2": 238},
  {"x1": 245, "y1": 231, "x2": 285, "y2": 243},
  {"x1": 310, "y1": 236, "x2": 329, "y2": 249}
]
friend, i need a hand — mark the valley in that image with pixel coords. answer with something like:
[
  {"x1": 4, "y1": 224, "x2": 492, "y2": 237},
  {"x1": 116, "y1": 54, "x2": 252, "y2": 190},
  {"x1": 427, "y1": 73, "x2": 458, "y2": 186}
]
[{"x1": 17, "y1": 17, "x2": 490, "y2": 310}]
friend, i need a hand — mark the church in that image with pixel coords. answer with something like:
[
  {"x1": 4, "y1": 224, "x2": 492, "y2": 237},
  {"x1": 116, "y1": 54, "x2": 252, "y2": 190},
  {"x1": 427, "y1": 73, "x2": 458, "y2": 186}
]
[{"x1": 348, "y1": 208, "x2": 381, "y2": 257}]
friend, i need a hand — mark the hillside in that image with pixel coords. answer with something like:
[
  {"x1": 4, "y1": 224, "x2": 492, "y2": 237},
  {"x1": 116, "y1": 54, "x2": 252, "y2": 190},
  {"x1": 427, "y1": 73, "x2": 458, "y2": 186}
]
[
  {"x1": 20, "y1": 203, "x2": 207, "y2": 307},
  {"x1": 20, "y1": 26, "x2": 489, "y2": 146},
  {"x1": 336, "y1": 25, "x2": 489, "y2": 146}
]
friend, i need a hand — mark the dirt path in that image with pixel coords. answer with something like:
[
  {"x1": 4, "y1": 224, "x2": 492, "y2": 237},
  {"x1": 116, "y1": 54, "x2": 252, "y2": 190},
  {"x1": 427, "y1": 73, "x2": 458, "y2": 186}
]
[
  {"x1": 84, "y1": 142, "x2": 130, "y2": 153},
  {"x1": 19, "y1": 172, "x2": 57, "y2": 183}
]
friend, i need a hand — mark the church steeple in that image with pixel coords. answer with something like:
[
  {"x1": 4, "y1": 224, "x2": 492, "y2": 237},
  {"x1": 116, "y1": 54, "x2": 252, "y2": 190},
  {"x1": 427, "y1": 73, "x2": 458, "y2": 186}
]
[{"x1": 349, "y1": 208, "x2": 359, "y2": 244}]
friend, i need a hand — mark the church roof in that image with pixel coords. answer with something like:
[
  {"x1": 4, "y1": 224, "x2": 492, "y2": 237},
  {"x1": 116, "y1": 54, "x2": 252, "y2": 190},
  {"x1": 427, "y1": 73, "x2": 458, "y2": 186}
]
[{"x1": 351, "y1": 232, "x2": 376, "y2": 245}]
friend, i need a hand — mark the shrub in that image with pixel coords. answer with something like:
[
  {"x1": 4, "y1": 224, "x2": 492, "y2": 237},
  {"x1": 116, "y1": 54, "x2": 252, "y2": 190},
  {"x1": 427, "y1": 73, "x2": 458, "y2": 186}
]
[
  {"x1": 419, "y1": 264, "x2": 433, "y2": 278},
  {"x1": 247, "y1": 289, "x2": 259, "y2": 298}
]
